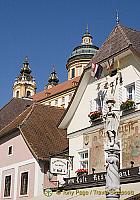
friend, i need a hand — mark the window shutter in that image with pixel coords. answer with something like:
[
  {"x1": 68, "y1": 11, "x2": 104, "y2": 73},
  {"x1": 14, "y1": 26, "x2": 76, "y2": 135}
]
[
  {"x1": 118, "y1": 87, "x2": 123, "y2": 106},
  {"x1": 135, "y1": 80, "x2": 140, "y2": 103},
  {"x1": 89, "y1": 99, "x2": 95, "y2": 112}
]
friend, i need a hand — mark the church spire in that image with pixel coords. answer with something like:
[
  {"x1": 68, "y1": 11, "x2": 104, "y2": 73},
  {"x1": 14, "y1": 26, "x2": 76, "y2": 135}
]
[
  {"x1": 82, "y1": 25, "x2": 93, "y2": 45},
  {"x1": 13, "y1": 57, "x2": 36, "y2": 98},
  {"x1": 46, "y1": 66, "x2": 59, "y2": 89}
]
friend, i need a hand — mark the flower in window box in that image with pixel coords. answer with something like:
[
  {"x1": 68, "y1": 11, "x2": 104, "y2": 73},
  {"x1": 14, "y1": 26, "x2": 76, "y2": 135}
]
[
  {"x1": 120, "y1": 99, "x2": 135, "y2": 111},
  {"x1": 88, "y1": 111, "x2": 102, "y2": 121},
  {"x1": 75, "y1": 168, "x2": 88, "y2": 176}
]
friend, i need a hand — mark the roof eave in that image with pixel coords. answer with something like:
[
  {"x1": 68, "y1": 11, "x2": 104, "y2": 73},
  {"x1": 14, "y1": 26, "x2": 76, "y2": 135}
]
[{"x1": 58, "y1": 67, "x2": 90, "y2": 129}]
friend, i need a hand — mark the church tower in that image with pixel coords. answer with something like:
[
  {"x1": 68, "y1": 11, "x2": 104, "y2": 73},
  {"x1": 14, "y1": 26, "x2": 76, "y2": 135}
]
[
  {"x1": 13, "y1": 57, "x2": 36, "y2": 98},
  {"x1": 66, "y1": 26, "x2": 99, "y2": 80},
  {"x1": 45, "y1": 68, "x2": 59, "y2": 89}
]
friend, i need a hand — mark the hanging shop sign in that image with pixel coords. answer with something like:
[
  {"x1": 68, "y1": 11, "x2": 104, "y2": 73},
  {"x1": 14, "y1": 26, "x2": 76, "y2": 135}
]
[{"x1": 50, "y1": 158, "x2": 68, "y2": 175}]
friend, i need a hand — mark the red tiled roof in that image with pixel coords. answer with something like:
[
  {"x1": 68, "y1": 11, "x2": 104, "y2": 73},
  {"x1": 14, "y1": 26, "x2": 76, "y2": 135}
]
[
  {"x1": 0, "y1": 103, "x2": 68, "y2": 160},
  {"x1": 32, "y1": 76, "x2": 80, "y2": 102}
]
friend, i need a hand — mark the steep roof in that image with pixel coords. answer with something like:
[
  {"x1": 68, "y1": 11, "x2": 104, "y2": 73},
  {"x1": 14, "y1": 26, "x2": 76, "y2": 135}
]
[
  {"x1": 0, "y1": 103, "x2": 68, "y2": 160},
  {"x1": 87, "y1": 23, "x2": 140, "y2": 66},
  {"x1": 32, "y1": 76, "x2": 80, "y2": 102},
  {"x1": 0, "y1": 98, "x2": 33, "y2": 131},
  {"x1": 59, "y1": 24, "x2": 140, "y2": 129}
]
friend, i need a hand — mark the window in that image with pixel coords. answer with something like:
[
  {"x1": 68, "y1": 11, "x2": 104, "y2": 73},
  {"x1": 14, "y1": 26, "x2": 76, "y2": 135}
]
[
  {"x1": 55, "y1": 99, "x2": 58, "y2": 105},
  {"x1": 79, "y1": 150, "x2": 88, "y2": 169},
  {"x1": 62, "y1": 97, "x2": 65, "y2": 104},
  {"x1": 20, "y1": 172, "x2": 28, "y2": 195},
  {"x1": 8, "y1": 146, "x2": 13, "y2": 155},
  {"x1": 95, "y1": 96, "x2": 104, "y2": 112},
  {"x1": 126, "y1": 84, "x2": 135, "y2": 100},
  {"x1": 4, "y1": 175, "x2": 11, "y2": 197},
  {"x1": 71, "y1": 68, "x2": 75, "y2": 79},
  {"x1": 16, "y1": 91, "x2": 19, "y2": 98},
  {"x1": 69, "y1": 93, "x2": 73, "y2": 102},
  {"x1": 26, "y1": 91, "x2": 31, "y2": 97}
]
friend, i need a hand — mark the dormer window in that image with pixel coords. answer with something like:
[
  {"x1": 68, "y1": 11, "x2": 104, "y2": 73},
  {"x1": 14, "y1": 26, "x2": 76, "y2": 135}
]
[{"x1": 8, "y1": 146, "x2": 13, "y2": 155}]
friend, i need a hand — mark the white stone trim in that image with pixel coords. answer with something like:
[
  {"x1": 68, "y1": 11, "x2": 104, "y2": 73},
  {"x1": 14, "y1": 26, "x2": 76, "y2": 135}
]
[
  {"x1": 0, "y1": 158, "x2": 35, "y2": 172},
  {"x1": 0, "y1": 158, "x2": 36, "y2": 200},
  {"x1": 13, "y1": 165, "x2": 18, "y2": 200}
]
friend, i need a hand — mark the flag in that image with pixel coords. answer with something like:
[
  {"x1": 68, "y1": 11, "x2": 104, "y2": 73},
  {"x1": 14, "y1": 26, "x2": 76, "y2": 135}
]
[{"x1": 91, "y1": 63, "x2": 103, "y2": 79}]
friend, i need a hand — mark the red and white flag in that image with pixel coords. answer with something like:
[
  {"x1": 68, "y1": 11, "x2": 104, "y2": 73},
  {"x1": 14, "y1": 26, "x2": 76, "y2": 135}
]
[{"x1": 91, "y1": 63, "x2": 103, "y2": 79}]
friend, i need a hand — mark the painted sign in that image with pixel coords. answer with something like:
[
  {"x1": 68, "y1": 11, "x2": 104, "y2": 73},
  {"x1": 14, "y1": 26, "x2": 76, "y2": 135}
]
[
  {"x1": 50, "y1": 158, "x2": 68, "y2": 175},
  {"x1": 64, "y1": 166, "x2": 140, "y2": 186}
]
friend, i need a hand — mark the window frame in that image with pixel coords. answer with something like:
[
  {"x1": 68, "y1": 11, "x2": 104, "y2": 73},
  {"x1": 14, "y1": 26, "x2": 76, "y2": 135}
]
[
  {"x1": 54, "y1": 99, "x2": 58, "y2": 106},
  {"x1": 26, "y1": 90, "x2": 31, "y2": 97},
  {"x1": 71, "y1": 68, "x2": 75, "y2": 79},
  {"x1": 19, "y1": 171, "x2": 29, "y2": 197},
  {"x1": 3, "y1": 174, "x2": 12, "y2": 198},
  {"x1": 78, "y1": 149, "x2": 89, "y2": 173},
  {"x1": 8, "y1": 145, "x2": 13, "y2": 156},
  {"x1": 16, "y1": 91, "x2": 20, "y2": 98},
  {"x1": 126, "y1": 83, "x2": 135, "y2": 101}
]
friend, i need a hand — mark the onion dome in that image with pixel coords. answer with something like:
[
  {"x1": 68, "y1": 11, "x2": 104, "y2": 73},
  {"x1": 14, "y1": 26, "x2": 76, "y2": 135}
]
[
  {"x1": 20, "y1": 57, "x2": 31, "y2": 75},
  {"x1": 66, "y1": 26, "x2": 99, "y2": 69},
  {"x1": 47, "y1": 68, "x2": 59, "y2": 88}
]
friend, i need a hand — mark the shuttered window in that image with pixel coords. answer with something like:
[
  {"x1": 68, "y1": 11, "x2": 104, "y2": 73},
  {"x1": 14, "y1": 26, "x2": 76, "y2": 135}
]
[{"x1": 135, "y1": 80, "x2": 140, "y2": 103}]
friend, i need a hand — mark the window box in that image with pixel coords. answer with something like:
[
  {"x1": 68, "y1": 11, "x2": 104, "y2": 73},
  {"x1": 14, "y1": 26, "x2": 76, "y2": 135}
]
[
  {"x1": 75, "y1": 169, "x2": 88, "y2": 177},
  {"x1": 120, "y1": 100, "x2": 135, "y2": 111},
  {"x1": 88, "y1": 111, "x2": 102, "y2": 124}
]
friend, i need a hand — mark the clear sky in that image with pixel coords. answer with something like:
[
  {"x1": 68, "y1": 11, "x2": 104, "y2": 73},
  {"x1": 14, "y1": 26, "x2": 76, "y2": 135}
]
[{"x1": 0, "y1": 0, "x2": 140, "y2": 108}]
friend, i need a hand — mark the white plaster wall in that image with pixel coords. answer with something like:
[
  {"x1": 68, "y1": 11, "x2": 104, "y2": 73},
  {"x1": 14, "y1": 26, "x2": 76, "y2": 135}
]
[
  {"x1": 67, "y1": 65, "x2": 140, "y2": 135},
  {"x1": 69, "y1": 135, "x2": 84, "y2": 177}
]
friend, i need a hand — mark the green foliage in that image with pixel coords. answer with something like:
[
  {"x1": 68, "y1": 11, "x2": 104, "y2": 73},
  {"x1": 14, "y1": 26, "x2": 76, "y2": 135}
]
[{"x1": 120, "y1": 99, "x2": 135, "y2": 111}]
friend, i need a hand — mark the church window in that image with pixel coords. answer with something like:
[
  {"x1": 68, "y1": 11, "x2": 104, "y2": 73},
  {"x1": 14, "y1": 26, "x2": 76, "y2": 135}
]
[
  {"x1": 27, "y1": 91, "x2": 31, "y2": 97},
  {"x1": 16, "y1": 91, "x2": 19, "y2": 98},
  {"x1": 71, "y1": 68, "x2": 75, "y2": 79},
  {"x1": 69, "y1": 93, "x2": 73, "y2": 102},
  {"x1": 55, "y1": 99, "x2": 58, "y2": 105},
  {"x1": 62, "y1": 97, "x2": 65, "y2": 104},
  {"x1": 4, "y1": 175, "x2": 11, "y2": 197}
]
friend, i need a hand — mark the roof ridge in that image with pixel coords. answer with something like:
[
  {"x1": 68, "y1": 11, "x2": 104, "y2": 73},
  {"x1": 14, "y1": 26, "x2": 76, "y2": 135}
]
[
  {"x1": 0, "y1": 98, "x2": 14, "y2": 111},
  {"x1": 118, "y1": 24, "x2": 132, "y2": 46},
  {"x1": 0, "y1": 104, "x2": 33, "y2": 134},
  {"x1": 19, "y1": 103, "x2": 36, "y2": 127}
]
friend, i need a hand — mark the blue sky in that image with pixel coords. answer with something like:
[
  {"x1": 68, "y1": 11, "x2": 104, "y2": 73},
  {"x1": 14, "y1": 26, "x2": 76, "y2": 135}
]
[{"x1": 0, "y1": 0, "x2": 140, "y2": 108}]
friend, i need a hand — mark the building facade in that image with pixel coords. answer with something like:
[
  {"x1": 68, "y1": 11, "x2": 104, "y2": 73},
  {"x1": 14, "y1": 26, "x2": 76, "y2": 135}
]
[
  {"x1": 58, "y1": 23, "x2": 140, "y2": 200},
  {"x1": 0, "y1": 103, "x2": 68, "y2": 200},
  {"x1": 32, "y1": 28, "x2": 98, "y2": 109}
]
